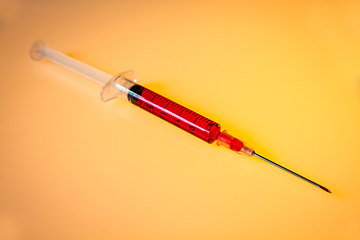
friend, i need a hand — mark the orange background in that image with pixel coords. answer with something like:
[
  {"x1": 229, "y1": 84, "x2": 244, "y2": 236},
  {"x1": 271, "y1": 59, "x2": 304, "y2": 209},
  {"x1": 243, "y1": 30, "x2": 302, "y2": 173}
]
[{"x1": 1, "y1": 0, "x2": 360, "y2": 239}]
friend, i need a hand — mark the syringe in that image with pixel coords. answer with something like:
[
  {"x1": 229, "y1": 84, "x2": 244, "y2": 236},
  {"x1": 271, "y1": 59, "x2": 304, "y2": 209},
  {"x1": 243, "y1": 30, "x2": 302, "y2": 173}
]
[{"x1": 30, "y1": 40, "x2": 331, "y2": 193}]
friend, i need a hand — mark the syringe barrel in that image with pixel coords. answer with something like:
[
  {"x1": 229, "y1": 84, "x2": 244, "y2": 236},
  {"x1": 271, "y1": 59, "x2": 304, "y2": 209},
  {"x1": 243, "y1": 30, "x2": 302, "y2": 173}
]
[
  {"x1": 30, "y1": 40, "x2": 112, "y2": 85},
  {"x1": 126, "y1": 83, "x2": 221, "y2": 143}
]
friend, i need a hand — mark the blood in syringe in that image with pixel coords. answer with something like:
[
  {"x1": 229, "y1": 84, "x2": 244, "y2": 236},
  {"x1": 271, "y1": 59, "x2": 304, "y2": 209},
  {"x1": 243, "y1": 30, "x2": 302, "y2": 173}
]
[{"x1": 128, "y1": 84, "x2": 221, "y2": 143}]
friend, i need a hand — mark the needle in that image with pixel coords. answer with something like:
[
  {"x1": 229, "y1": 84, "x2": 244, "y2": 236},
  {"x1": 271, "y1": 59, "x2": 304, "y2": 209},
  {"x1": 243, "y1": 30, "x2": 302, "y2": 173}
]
[{"x1": 253, "y1": 152, "x2": 331, "y2": 193}]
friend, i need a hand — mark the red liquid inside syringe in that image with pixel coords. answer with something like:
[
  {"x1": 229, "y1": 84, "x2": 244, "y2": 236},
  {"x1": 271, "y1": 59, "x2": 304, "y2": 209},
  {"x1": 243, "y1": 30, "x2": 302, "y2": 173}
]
[{"x1": 128, "y1": 84, "x2": 221, "y2": 143}]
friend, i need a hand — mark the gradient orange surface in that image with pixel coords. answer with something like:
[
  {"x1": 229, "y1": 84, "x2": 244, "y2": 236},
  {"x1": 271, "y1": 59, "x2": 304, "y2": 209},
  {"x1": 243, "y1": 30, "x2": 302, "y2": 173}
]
[{"x1": 1, "y1": 0, "x2": 360, "y2": 239}]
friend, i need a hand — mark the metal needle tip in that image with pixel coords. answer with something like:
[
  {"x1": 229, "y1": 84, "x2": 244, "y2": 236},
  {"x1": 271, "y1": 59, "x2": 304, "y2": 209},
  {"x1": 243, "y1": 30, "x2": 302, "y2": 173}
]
[{"x1": 253, "y1": 152, "x2": 331, "y2": 194}]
